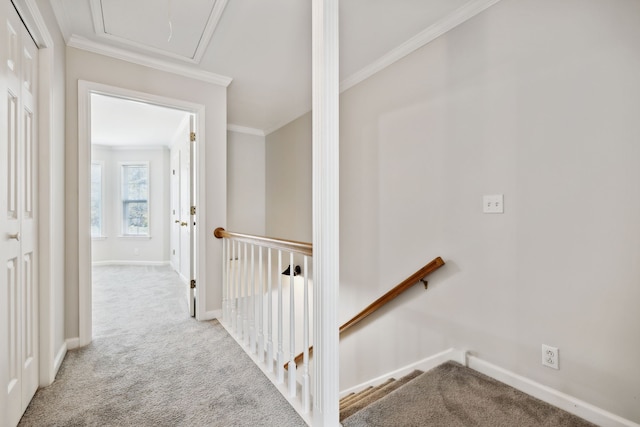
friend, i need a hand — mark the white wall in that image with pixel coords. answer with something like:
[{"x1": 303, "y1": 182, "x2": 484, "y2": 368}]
[
  {"x1": 265, "y1": 0, "x2": 640, "y2": 422},
  {"x1": 65, "y1": 47, "x2": 227, "y2": 337},
  {"x1": 91, "y1": 145, "x2": 170, "y2": 264},
  {"x1": 265, "y1": 113, "x2": 312, "y2": 242},
  {"x1": 228, "y1": 130, "x2": 266, "y2": 236}
]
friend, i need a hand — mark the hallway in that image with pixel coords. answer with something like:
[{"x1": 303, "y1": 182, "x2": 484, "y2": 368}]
[{"x1": 18, "y1": 265, "x2": 306, "y2": 426}]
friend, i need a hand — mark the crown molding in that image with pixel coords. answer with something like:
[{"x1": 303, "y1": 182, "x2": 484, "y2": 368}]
[
  {"x1": 264, "y1": 0, "x2": 504, "y2": 136},
  {"x1": 227, "y1": 124, "x2": 266, "y2": 137},
  {"x1": 68, "y1": 35, "x2": 233, "y2": 87},
  {"x1": 340, "y1": 0, "x2": 503, "y2": 92}
]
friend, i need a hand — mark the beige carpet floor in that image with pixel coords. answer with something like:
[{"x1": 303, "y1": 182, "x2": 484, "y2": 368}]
[{"x1": 18, "y1": 265, "x2": 306, "y2": 427}]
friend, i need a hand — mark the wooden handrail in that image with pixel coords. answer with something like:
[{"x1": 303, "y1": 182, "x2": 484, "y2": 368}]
[
  {"x1": 285, "y1": 256, "x2": 445, "y2": 370},
  {"x1": 214, "y1": 227, "x2": 312, "y2": 257}
]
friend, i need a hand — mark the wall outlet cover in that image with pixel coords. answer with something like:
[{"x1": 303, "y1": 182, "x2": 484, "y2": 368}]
[{"x1": 483, "y1": 194, "x2": 504, "y2": 214}]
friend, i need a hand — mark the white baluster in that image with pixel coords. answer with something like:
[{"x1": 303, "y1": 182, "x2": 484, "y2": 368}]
[
  {"x1": 227, "y1": 239, "x2": 232, "y2": 323},
  {"x1": 222, "y1": 238, "x2": 227, "y2": 322},
  {"x1": 288, "y1": 252, "x2": 297, "y2": 397},
  {"x1": 257, "y1": 246, "x2": 265, "y2": 362},
  {"x1": 243, "y1": 243, "x2": 249, "y2": 344},
  {"x1": 226, "y1": 239, "x2": 231, "y2": 322},
  {"x1": 249, "y1": 244, "x2": 256, "y2": 353},
  {"x1": 266, "y1": 248, "x2": 274, "y2": 373},
  {"x1": 302, "y1": 255, "x2": 310, "y2": 413},
  {"x1": 231, "y1": 241, "x2": 238, "y2": 333},
  {"x1": 237, "y1": 241, "x2": 243, "y2": 336},
  {"x1": 277, "y1": 250, "x2": 284, "y2": 383}
]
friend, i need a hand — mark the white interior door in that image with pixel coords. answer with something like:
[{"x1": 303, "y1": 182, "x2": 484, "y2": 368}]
[
  {"x1": 1, "y1": 5, "x2": 39, "y2": 426},
  {"x1": 176, "y1": 120, "x2": 195, "y2": 316},
  {"x1": 188, "y1": 116, "x2": 196, "y2": 317},
  {"x1": 179, "y1": 137, "x2": 190, "y2": 281},
  {"x1": 170, "y1": 150, "x2": 180, "y2": 270},
  {"x1": 182, "y1": 116, "x2": 196, "y2": 316},
  {"x1": 169, "y1": 113, "x2": 195, "y2": 317}
]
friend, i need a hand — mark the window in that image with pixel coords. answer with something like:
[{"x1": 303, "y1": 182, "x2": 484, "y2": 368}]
[
  {"x1": 90, "y1": 162, "x2": 103, "y2": 237},
  {"x1": 121, "y1": 163, "x2": 149, "y2": 236}
]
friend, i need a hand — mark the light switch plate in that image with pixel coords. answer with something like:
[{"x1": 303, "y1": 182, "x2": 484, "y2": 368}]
[{"x1": 483, "y1": 194, "x2": 504, "y2": 213}]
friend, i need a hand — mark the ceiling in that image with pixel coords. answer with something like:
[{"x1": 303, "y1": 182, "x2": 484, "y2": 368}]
[{"x1": 52, "y1": 0, "x2": 498, "y2": 134}]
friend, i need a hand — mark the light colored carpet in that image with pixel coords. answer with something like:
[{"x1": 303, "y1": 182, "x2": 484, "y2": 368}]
[
  {"x1": 342, "y1": 361, "x2": 596, "y2": 427},
  {"x1": 19, "y1": 265, "x2": 306, "y2": 427}
]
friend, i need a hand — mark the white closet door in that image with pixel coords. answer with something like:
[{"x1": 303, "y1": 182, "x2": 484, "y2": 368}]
[{"x1": 1, "y1": 4, "x2": 39, "y2": 426}]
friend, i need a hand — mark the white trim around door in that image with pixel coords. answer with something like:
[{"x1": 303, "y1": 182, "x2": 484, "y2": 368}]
[{"x1": 77, "y1": 80, "x2": 208, "y2": 346}]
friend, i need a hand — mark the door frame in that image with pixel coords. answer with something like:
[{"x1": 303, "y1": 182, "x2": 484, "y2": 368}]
[{"x1": 77, "y1": 80, "x2": 207, "y2": 345}]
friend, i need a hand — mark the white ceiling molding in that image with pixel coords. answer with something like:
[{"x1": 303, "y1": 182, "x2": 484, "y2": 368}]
[
  {"x1": 339, "y1": 0, "x2": 503, "y2": 92},
  {"x1": 68, "y1": 35, "x2": 232, "y2": 87},
  {"x1": 227, "y1": 124, "x2": 266, "y2": 137},
  {"x1": 88, "y1": 0, "x2": 228, "y2": 64},
  {"x1": 262, "y1": 0, "x2": 503, "y2": 135}
]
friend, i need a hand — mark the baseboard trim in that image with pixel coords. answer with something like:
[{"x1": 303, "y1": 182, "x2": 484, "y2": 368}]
[
  {"x1": 92, "y1": 260, "x2": 170, "y2": 266},
  {"x1": 65, "y1": 337, "x2": 80, "y2": 350},
  {"x1": 339, "y1": 348, "x2": 465, "y2": 397},
  {"x1": 466, "y1": 355, "x2": 640, "y2": 427},
  {"x1": 202, "y1": 309, "x2": 221, "y2": 321},
  {"x1": 53, "y1": 342, "x2": 68, "y2": 375}
]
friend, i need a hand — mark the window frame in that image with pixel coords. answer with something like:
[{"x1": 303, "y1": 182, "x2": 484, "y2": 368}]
[{"x1": 119, "y1": 161, "x2": 150, "y2": 237}]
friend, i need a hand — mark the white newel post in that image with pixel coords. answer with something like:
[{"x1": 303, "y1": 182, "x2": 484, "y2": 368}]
[{"x1": 312, "y1": 0, "x2": 340, "y2": 425}]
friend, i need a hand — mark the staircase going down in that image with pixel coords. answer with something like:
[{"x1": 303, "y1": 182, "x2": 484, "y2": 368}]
[
  {"x1": 340, "y1": 370, "x2": 424, "y2": 422},
  {"x1": 340, "y1": 362, "x2": 596, "y2": 427}
]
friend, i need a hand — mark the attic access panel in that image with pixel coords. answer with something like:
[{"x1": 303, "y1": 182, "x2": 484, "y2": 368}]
[{"x1": 92, "y1": 0, "x2": 227, "y2": 63}]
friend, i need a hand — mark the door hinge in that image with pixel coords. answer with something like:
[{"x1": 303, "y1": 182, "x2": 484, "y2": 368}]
[
  {"x1": 190, "y1": 279, "x2": 196, "y2": 289},
  {"x1": 190, "y1": 206, "x2": 196, "y2": 215},
  {"x1": 190, "y1": 132, "x2": 196, "y2": 142}
]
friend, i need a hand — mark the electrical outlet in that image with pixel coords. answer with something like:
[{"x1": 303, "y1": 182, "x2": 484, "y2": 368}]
[{"x1": 542, "y1": 344, "x2": 559, "y2": 369}]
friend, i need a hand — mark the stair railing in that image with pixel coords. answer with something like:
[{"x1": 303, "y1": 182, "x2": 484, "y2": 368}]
[
  {"x1": 214, "y1": 227, "x2": 313, "y2": 418},
  {"x1": 285, "y1": 256, "x2": 445, "y2": 370}
]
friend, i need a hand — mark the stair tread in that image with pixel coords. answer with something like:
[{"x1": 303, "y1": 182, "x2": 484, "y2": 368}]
[
  {"x1": 340, "y1": 370, "x2": 423, "y2": 421},
  {"x1": 339, "y1": 392, "x2": 356, "y2": 405},
  {"x1": 340, "y1": 386, "x2": 374, "y2": 406},
  {"x1": 340, "y1": 378, "x2": 396, "y2": 410}
]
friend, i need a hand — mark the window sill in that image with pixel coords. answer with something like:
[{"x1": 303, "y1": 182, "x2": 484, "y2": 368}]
[
  {"x1": 118, "y1": 235, "x2": 152, "y2": 240},
  {"x1": 92, "y1": 236, "x2": 108, "y2": 241}
]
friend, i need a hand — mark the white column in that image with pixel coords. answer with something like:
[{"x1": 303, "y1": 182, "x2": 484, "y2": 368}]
[{"x1": 312, "y1": 0, "x2": 340, "y2": 424}]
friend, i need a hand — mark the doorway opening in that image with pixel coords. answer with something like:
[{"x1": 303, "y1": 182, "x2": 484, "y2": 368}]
[{"x1": 78, "y1": 81, "x2": 206, "y2": 346}]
